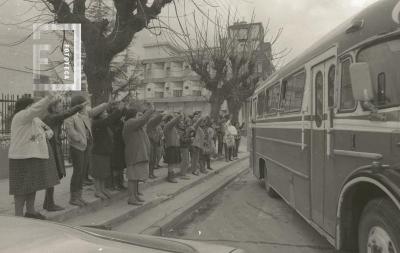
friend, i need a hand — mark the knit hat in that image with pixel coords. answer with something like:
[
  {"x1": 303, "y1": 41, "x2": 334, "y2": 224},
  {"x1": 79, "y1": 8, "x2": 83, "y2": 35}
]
[
  {"x1": 14, "y1": 97, "x2": 34, "y2": 114},
  {"x1": 70, "y1": 95, "x2": 86, "y2": 108},
  {"x1": 125, "y1": 108, "x2": 138, "y2": 120}
]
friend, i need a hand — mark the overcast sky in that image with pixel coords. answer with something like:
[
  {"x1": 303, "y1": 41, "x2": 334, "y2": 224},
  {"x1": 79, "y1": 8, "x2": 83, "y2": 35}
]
[
  {"x1": 0, "y1": 0, "x2": 380, "y2": 68},
  {"x1": 227, "y1": 0, "x2": 379, "y2": 63}
]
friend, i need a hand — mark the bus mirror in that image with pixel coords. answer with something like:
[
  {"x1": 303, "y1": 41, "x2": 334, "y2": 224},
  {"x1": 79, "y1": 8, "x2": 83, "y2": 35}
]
[{"x1": 349, "y1": 63, "x2": 374, "y2": 102}]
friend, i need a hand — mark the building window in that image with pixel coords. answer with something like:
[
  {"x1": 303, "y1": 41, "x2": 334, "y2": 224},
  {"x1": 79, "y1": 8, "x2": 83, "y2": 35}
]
[
  {"x1": 238, "y1": 28, "x2": 248, "y2": 40},
  {"x1": 340, "y1": 58, "x2": 356, "y2": 111},
  {"x1": 192, "y1": 90, "x2": 201, "y2": 96},
  {"x1": 173, "y1": 90, "x2": 183, "y2": 97},
  {"x1": 154, "y1": 92, "x2": 164, "y2": 98},
  {"x1": 147, "y1": 88, "x2": 151, "y2": 92},
  {"x1": 257, "y1": 63, "x2": 263, "y2": 73}
]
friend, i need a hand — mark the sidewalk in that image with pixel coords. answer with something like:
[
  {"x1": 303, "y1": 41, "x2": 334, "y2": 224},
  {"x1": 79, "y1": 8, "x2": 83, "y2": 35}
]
[
  {"x1": 66, "y1": 155, "x2": 250, "y2": 229},
  {"x1": 0, "y1": 162, "x2": 170, "y2": 220},
  {"x1": 0, "y1": 138, "x2": 249, "y2": 223}
]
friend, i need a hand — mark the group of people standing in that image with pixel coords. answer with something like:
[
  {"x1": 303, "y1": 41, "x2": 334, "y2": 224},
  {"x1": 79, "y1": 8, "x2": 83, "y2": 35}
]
[{"x1": 7, "y1": 92, "x2": 243, "y2": 218}]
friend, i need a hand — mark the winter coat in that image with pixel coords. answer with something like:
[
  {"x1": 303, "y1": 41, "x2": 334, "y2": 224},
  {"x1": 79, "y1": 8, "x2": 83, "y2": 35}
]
[
  {"x1": 164, "y1": 116, "x2": 181, "y2": 148},
  {"x1": 43, "y1": 104, "x2": 83, "y2": 178},
  {"x1": 8, "y1": 96, "x2": 53, "y2": 159},
  {"x1": 123, "y1": 110, "x2": 154, "y2": 166},
  {"x1": 92, "y1": 109, "x2": 123, "y2": 156},
  {"x1": 64, "y1": 103, "x2": 108, "y2": 151},
  {"x1": 147, "y1": 114, "x2": 163, "y2": 146}
]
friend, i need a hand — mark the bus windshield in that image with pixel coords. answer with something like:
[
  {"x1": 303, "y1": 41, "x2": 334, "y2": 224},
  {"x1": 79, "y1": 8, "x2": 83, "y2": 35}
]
[{"x1": 357, "y1": 39, "x2": 400, "y2": 108}]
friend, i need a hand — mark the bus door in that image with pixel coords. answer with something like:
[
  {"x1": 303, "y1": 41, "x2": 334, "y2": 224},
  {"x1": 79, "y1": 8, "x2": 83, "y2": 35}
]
[
  {"x1": 310, "y1": 57, "x2": 335, "y2": 228},
  {"x1": 250, "y1": 97, "x2": 257, "y2": 176}
]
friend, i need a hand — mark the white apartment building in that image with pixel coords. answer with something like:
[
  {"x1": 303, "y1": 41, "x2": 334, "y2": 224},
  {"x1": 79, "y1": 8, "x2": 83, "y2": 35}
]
[{"x1": 139, "y1": 42, "x2": 211, "y2": 114}]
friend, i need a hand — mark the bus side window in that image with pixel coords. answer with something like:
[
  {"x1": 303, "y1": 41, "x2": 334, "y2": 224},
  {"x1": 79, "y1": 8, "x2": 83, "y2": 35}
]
[
  {"x1": 280, "y1": 80, "x2": 287, "y2": 109},
  {"x1": 339, "y1": 59, "x2": 356, "y2": 111},
  {"x1": 252, "y1": 98, "x2": 257, "y2": 120},
  {"x1": 281, "y1": 72, "x2": 306, "y2": 113},
  {"x1": 328, "y1": 65, "x2": 336, "y2": 108},
  {"x1": 266, "y1": 84, "x2": 281, "y2": 115},
  {"x1": 257, "y1": 90, "x2": 265, "y2": 118}
]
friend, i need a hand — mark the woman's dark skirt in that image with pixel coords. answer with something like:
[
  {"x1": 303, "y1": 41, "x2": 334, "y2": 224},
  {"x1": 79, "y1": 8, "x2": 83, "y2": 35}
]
[
  {"x1": 164, "y1": 147, "x2": 181, "y2": 164},
  {"x1": 91, "y1": 154, "x2": 111, "y2": 179},
  {"x1": 9, "y1": 143, "x2": 60, "y2": 196},
  {"x1": 111, "y1": 148, "x2": 126, "y2": 172}
]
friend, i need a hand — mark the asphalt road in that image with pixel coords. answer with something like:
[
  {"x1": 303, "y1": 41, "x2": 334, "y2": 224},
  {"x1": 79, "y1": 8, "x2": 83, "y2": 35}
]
[{"x1": 164, "y1": 170, "x2": 342, "y2": 253}]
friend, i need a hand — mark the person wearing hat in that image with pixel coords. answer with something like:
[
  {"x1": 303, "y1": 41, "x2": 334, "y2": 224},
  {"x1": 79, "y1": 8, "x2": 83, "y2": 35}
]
[
  {"x1": 8, "y1": 92, "x2": 60, "y2": 219},
  {"x1": 123, "y1": 101, "x2": 155, "y2": 205},
  {"x1": 42, "y1": 98, "x2": 87, "y2": 211},
  {"x1": 64, "y1": 95, "x2": 109, "y2": 207}
]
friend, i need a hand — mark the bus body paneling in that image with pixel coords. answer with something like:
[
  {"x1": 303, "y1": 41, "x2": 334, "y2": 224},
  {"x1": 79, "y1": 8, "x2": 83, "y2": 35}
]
[{"x1": 250, "y1": 0, "x2": 400, "y2": 250}]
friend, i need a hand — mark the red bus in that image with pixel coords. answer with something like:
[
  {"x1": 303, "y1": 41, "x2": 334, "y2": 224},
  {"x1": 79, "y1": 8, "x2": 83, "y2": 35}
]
[{"x1": 249, "y1": 0, "x2": 400, "y2": 252}]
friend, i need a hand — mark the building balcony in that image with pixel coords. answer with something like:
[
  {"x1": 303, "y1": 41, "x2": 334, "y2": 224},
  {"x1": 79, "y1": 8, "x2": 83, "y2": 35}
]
[
  {"x1": 144, "y1": 75, "x2": 201, "y2": 83},
  {"x1": 146, "y1": 95, "x2": 208, "y2": 103}
]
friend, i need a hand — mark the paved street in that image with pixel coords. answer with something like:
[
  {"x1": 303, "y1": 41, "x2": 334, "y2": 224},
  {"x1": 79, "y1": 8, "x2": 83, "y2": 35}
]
[{"x1": 164, "y1": 171, "x2": 341, "y2": 253}]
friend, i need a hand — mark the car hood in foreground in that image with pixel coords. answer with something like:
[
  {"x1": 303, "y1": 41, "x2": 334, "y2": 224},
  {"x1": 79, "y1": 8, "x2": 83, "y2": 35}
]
[{"x1": 0, "y1": 216, "x2": 242, "y2": 253}]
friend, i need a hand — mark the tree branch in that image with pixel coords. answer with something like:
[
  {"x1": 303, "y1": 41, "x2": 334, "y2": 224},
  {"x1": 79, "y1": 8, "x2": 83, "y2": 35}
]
[
  {"x1": 73, "y1": 0, "x2": 86, "y2": 15},
  {"x1": 105, "y1": 0, "x2": 173, "y2": 57}
]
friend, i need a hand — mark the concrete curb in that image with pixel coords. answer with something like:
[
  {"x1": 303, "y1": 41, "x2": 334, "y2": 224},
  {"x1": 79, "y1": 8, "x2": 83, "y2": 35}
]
[
  {"x1": 49, "y1": 169, "x2": 170, "y2": 223},
  {"x1": 98, "y1": 155, "x2": 249, "y2": 229},
  {"x1": 57, "y1": 155, "x2": 249, "y2": 226},
  {"x1": 141, "y1": 166, "x2": 250, "y2": 236}
]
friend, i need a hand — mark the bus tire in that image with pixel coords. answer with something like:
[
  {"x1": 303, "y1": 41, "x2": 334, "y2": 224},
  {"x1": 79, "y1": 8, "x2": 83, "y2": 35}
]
[
  {"x1": 263, "y1": 167, "x2": 279, "y2": 198},
  {"x1": 358, "y1": 198, "x2": 400, "y2": 253}
]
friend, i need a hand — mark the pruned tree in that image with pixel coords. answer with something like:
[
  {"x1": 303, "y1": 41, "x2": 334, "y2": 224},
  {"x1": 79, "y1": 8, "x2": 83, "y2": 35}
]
[
  {"x1": 49, "y1": 0, "x2": 178, "y2": 104},
  {"x1": 2, "y1": 0, "x2": 174, "y2": 104},
  {"x1": 165, "y1": 9, "x2": 282, "y2": 122}
]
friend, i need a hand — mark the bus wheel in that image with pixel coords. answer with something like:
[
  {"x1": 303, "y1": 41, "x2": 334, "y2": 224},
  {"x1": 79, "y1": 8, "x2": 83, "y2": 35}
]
[
  {"x1": 263, "y1": 167, "x2": 279, "y2": 198},
  {"x1": 358, "y1": 198, "x2": 400, "y2": 253}
]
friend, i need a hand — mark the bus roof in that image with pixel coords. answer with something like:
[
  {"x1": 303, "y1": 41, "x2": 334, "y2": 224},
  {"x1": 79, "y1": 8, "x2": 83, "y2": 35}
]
[{"x1": 255, "y1": 0, "x2": 400, "y2": 94}]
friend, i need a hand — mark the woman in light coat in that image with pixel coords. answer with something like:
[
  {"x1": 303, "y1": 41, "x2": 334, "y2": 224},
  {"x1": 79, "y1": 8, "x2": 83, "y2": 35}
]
[
  {"x1": 223, "y1": 116, "x2": 236, "y2": 162},
  {"x1": 8, "y1": 93, "x2": 60, "y2": 219}
]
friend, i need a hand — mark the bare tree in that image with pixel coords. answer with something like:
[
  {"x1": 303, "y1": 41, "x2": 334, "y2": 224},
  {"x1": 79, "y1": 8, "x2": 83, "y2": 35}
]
[
  {"x1": 110, "y1": 48, "x2": 143, "y2": 99},
  {"x1": 2, "y1": 0, "x2": 173, "y2": 104},
  {"x1": 166, "y1": 9, "x2": 280, "y2": 122}
]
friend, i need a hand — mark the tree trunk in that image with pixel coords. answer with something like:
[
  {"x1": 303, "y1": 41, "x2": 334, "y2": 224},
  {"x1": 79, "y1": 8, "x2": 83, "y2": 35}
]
[
  {"x1": 86, "y1": 69, "x2": 112, "y2": 106},
  {"x1": 227, "y1": 97, "x2": 242, "y2": 125},
  {"x1": 209, "y1": 91, "x2": 226, "y2": 120},
  {"x1": 84, "y1": 40, "x2": 113, "y2": 106}
]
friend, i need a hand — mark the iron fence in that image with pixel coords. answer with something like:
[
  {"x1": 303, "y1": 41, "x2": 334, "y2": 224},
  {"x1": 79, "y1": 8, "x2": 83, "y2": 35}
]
[
  {"x1": 61, "y1": 98, "x2": 71, "y2": 162},
  {"x1": 0, "y1": 93, "x2": 32, "y2": 135}
]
